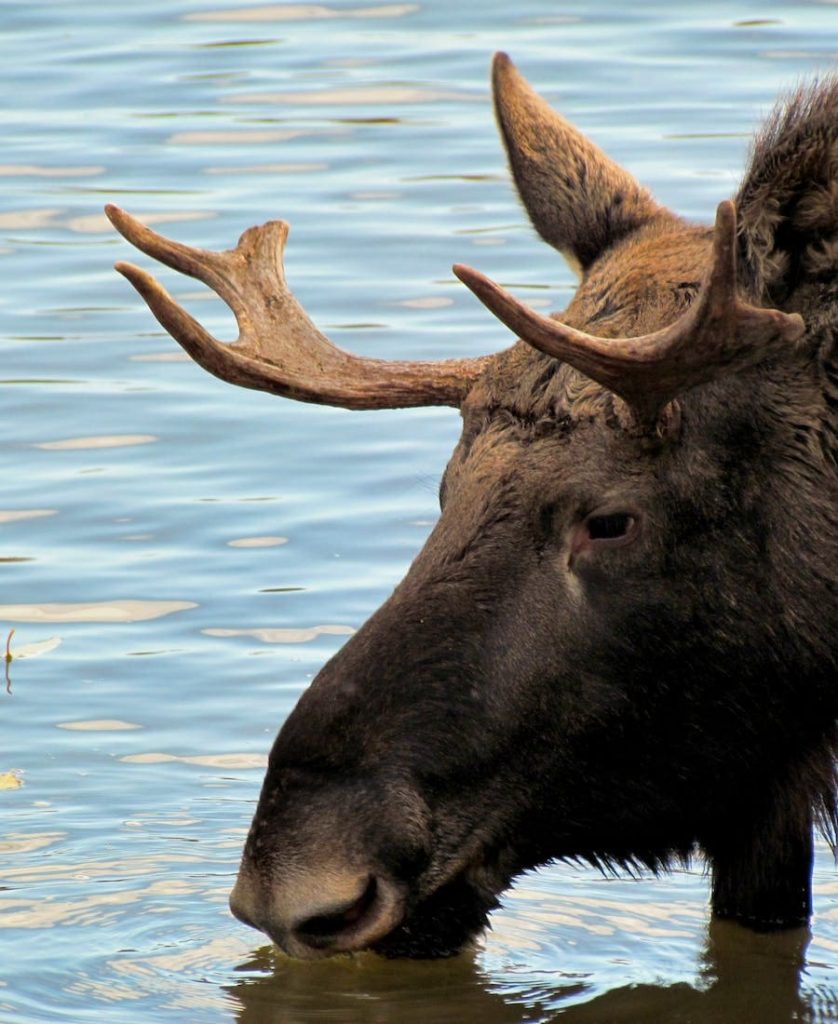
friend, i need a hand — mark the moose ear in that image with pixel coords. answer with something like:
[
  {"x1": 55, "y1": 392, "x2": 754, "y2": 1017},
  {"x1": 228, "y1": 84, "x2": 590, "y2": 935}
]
[
  {"x1": 735, "y1": 78, "x2": 838, "y2": 308},
  {"x1": 492, "y1": 53, "x2": 670, "y2": 274}
]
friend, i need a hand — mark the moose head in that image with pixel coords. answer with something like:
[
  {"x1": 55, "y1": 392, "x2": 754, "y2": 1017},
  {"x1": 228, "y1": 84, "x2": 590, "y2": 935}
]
[{"x1": 107, "y1": 54, "x2": 837, "y2": 959}]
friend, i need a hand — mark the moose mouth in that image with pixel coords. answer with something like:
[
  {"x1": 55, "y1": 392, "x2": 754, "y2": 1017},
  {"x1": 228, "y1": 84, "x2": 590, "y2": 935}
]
[
  {"x1": 231, "y1": 854, "x2": 500, "y2": 960},
  {"x1": 370, "y1": 871, "x2": 499, "y2": 959}
]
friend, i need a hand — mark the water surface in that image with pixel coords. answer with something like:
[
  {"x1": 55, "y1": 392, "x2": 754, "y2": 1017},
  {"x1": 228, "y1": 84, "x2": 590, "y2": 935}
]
[{"x1": 1, "y1": 1, "x2": 836, "y2": 1021}]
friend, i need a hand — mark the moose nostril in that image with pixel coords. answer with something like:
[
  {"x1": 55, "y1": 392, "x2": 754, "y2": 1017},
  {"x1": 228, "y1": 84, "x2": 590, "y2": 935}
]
[{"x1": 294, "y1": 875, "x2": 378, "y2": 947}]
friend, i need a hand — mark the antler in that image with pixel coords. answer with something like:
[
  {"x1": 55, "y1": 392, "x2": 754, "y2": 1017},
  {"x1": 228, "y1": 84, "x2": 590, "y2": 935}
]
[
  {"x1": 105, "y1": 205, "x2": 491, "y2": 410},
  {"x1": 454, "y1": 201, "x2": 805, "y2": 430}
]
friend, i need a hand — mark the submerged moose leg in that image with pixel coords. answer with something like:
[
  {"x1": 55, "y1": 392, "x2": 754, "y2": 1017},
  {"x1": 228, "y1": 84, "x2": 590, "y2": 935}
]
[{"x1": 708, "y1": 800, "x2": 814, "y2": 930}]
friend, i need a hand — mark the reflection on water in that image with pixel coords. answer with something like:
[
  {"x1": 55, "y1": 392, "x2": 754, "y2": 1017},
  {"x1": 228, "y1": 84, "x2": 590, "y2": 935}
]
[
  {"x1": 225, "y1": 948, "x2": 534, "y2": 1024},
  {"x1": 168, "y1": 128, "x2": 340, "y2": 146},
  {"x1": 0, "y1": 209, "x2": 63, "y2": 230},
  {"x1": 35, "y1": 433, "x2": 158, "y2": 450},
  {"x1": 129, "y1": 350, "x2": 191, "y2": 361},
  {"x1": 0, "y1": 165, "x2": 105, "y2": 178},
  {"x1": 0, "y1": 509, "x2": 56, "y2": 524},
  {"x1": 120, "y1": 751, "x2": 267, "y2": 767},
  {"x1": 185, "y1": 3, "x2": 420, "y2": 23},
  {"x1": 57, "y1": 719, "x2": 141, "y2": 730},
  {"x1": 226, "y1": 536, "x2": 288, "y2": 547},
  {"x1": 203, "y1": 624, "x2": 355, "y2": 642},
  {"x1": 222, "y1": 919, "x2": 831, "y2": 1024},
  {"x1": 204, "y1": 161, "x2": 329, "y2": 174},
  {"x1": 0, "y1": 600, "x2": 196, "y2": 622},
  {"x1": 1, "y1": 0, "x2": 835, "y2": 1021},
  {"x1": 227, "y1": 85, "x2": 469, "y2": 105}
]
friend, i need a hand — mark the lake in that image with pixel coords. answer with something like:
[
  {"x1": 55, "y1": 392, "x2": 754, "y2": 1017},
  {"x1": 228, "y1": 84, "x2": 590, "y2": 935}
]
[{"x1": 0, "y1": 1, "x2": 836, "y2": 1021}]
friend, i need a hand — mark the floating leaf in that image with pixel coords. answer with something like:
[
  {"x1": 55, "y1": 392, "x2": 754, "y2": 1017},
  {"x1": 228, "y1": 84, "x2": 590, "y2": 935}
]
[
  {"x1": 0, "y1": 771, "x2": 22, "y2": 790},
  {"x1": 4, "y1": 632, "x2": 62, "y2": 694},
  {"x1": 12, "y1": 636, "x2": 62, "y2": 659}
]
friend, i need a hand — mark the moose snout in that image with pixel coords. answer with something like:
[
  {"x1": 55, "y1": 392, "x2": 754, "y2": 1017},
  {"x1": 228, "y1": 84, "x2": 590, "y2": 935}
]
[
  {"x1": 227, "y1": 671, "x2": 436, "y2": 958},
  {"x1": 230, "y1": 862, "x2": 407, "y2": 958}
]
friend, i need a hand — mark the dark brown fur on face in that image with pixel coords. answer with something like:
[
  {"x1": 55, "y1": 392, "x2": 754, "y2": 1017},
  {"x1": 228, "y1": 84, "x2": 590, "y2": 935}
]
[
  {"x1": 107, "y1": 55, "x2": 837, "y2": 960},
  {"x1": 231, "y1": 63, "x2": 836, "y2": 956}
]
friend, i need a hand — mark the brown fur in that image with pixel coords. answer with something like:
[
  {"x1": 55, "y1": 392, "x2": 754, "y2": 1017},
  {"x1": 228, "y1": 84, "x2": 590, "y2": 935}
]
[{"x1": 222, "y1": 59, "x2": 838, "y2": 958}]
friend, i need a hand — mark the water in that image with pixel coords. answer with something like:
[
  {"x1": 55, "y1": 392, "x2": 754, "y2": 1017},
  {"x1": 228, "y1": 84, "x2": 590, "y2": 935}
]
[{"x1": 1, "y1": 1, "x2": 836, "y2": 1021}]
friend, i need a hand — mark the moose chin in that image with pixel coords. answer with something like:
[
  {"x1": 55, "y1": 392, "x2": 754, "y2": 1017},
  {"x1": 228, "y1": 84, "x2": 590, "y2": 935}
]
[{"x1": 106, "y1": 53, "x2": 837, "y2": 960}]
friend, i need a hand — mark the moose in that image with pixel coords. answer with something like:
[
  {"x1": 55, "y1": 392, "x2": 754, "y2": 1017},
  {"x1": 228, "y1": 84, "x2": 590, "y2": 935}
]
[{"x1": 106, "y1": 54, "x2": 837, "y2": 960}]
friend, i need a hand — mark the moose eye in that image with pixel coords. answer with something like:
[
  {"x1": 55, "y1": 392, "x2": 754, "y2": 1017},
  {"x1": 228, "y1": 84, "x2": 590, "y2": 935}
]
[{"x1": 585, "y1": 512, "x2": 636, "y2": 542}]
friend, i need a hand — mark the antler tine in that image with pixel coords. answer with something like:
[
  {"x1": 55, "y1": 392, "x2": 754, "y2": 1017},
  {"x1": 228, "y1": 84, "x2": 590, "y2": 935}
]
[
  {"x1": 106, "y1": 204, "x2": 491, "y2": 410},
  {"x1": 106, "y1": 204, "x2": 231, "y2": 294},
  {"x1": 454, "y1": 200, "x2": 805, "y2": 430},
  {"x1": 114, "y1": 259, "x2": 232, "y2": 381}
]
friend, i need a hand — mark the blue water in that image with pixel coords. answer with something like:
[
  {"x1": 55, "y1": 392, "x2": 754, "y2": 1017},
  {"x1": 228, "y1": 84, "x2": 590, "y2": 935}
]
[{"x1": 0, "y1": 1, "x2": 836, "y2": 1021}]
